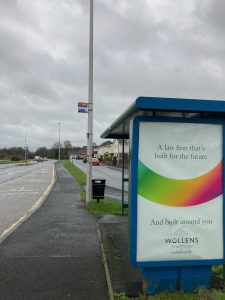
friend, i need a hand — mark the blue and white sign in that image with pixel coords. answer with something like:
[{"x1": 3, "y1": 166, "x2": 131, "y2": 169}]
[{"x1": 78, "y1": 102, "x2": 88, "y2": 113}]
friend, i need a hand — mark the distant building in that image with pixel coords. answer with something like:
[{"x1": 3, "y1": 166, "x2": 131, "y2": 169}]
[
  {"x1": 97, "y1": 141, "x2": 113, "y2": 158},
  {"x1": 97, "y1": 139, "x2": 129, "y2": 159},
  {"x1": 81, "y1": 146, "x2": 87, "y2": 156}
]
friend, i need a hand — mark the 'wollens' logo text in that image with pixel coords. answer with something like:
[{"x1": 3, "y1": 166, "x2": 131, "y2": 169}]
[{"x1": 165, "y1": 237, "x2": 199, "y2": 244}]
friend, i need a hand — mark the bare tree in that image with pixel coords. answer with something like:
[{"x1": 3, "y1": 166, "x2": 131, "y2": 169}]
[{"x1": 64, "y1": 140, "x2": 72, "y2": 149}]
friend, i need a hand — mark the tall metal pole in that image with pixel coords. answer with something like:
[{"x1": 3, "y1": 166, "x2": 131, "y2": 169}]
[
  {"x1": 24, "y1": 133, "x2": 27, "y2": 160},
  {"x1": 58, "y1": 122, "x2": 61, "y2": 161},
  {"x1": 86, "y1": 0, "x2": 94, "y2": 208},
  {"x1": 117, "y1": 139, "x2": 120, "y2": 166}
]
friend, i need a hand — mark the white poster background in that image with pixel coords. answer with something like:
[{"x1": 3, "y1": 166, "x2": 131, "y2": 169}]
[{"x1": 137, "y1": 122, "x2": 223, "y2": 262}]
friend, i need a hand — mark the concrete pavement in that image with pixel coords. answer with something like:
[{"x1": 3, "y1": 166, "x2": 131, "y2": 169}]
[
  {"x1": 98, "y1": 215, "x2": 142, "y2": 298},
  {"x1": 0, "y1": 164, "x2": 108, "y2": 300}
]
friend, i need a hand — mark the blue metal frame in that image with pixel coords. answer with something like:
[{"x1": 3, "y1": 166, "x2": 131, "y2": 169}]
[
  {"x1": 136, "y1": 96, "x2": 225, "y2": 113},
  {"x1": 130, "y1": 116, "x2": 225, "y2": 267}
]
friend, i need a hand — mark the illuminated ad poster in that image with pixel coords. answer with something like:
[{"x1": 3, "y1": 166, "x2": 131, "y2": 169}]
[{"x1": 131, "y1": 119, "x2": 223, "y2": 265}]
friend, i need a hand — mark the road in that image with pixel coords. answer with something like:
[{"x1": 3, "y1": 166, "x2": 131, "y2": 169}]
[
  {"x1": 0, "y1": 161, "x2": 55, "y2": 242},
  {"x1": 71, "y1": 159, "x2": 129, "y2": 201},
  {"x1": 0, "y1": 159, "x2": 128, "y2": 243}
]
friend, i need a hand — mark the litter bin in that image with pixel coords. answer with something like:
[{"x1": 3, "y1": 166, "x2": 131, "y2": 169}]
[{"x1": 92, "y1": 179, "x2": 106, "y2": 203}]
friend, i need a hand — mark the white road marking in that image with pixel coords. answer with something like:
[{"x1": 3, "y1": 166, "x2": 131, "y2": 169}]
[
  {"x1": 0, "y1": 214, "x2": 27, "y2": 240},
  {"x1": 12, "y1": 187, "x2": 25, "y2": 192},
  {"x1": 0, "y1": 190, "x2": 39, "y2": 193}
]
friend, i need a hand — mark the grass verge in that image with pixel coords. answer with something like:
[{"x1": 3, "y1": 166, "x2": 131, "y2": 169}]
[
  {"x1": 89, "y1": 198, "x2": 127, "y2": 215},
  {"x1": 64, "y1": 160, "x2": 86, "y2": 186},
  {"x1": 64, "y1": 160, "x2": 127, "y2": 215},
  {"x1": 114, "y1": 289, "x2": 225, "y2": 300},
  {"x1": 0, "y1": 160, "x2": 17, "y2": 164}
]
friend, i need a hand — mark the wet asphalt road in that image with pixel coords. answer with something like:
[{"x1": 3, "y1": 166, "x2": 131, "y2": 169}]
[
  {"x1": 0, "y1": 161, "x2": 55, "y2": 242},
  {"x1": 0, "y1": 162, "x2": 53, "y2": 184}
]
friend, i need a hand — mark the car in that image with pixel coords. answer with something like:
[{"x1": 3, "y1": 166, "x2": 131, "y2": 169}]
[{"x1": 92, "y1": 158, "x2": 100, "y2": 166}]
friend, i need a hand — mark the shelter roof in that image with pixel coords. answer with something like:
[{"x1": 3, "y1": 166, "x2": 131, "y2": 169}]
[{"x1": 100, "y1": 97, "x2": 225, "y2": 139}]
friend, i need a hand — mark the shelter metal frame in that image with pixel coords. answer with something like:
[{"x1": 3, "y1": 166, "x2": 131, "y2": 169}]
[{"x1": 101, "y1": 96, "x2": 225, "y2": 278}]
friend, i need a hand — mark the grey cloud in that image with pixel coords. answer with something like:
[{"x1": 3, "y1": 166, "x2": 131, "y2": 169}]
[
  {"x1": 1, "y1": 0, "x2": 225, "y2": 150},
  {"x1": 195, "y1": 0, "x2": 225, "y2": 32}
]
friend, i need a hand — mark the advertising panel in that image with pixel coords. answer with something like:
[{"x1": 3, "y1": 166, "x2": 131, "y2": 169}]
[{"x1": 131, "y1": 119, "x2": 224, "y2": 265}]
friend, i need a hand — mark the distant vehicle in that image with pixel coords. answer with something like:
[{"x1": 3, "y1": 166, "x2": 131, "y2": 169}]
[
  {"x1": 37, "y1": 157, "x2": 44, "y2": 162},
  {"x1": 83, "y1": 156, "x2": 87, "y2": 163},
  {"x1": 34, "y1": 156, "x2": 40, "y2": 161},
  {"x1": 92, "y1": 158, "x2": 100, "y2": 166},
  {"x1": 43, "y1": 157, "x2": 48, "y2": 161}
]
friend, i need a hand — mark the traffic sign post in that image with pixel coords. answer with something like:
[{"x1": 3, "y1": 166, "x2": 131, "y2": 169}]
[{"x1": 86, "y1": 0, "x2": 94, "y2": 209}]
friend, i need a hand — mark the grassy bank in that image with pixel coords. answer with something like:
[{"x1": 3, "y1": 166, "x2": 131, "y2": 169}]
[
  {"x1": 0, "y1": 160, "x2": 17, "y2": 164},
  {"x1": 64, "y1": 160, "x2": 126, "y2": 215},
  {"x1": 114, "y1": 289, "x2": 225, "y2": 300},
  {"x1": 64, "y1": 160, "x2": 86, "y2": 186}
]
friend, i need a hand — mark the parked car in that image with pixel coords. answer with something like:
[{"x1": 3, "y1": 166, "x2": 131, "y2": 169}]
[{"x1": 82, "y1": 157, "x2": 100, "y2": 165}]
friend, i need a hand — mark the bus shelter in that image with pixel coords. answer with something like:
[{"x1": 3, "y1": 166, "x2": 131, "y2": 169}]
[{"x1": 101, "y1": 96, "x2": 225, "y2": 294}]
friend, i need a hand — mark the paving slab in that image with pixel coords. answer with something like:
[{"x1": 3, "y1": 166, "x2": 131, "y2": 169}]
[
  {"x1": 98, "y1": 215, "x2": 142, "y2": 298},
  {"x1": 0, "y1": 164, "x2": 108, "y2": 300}
]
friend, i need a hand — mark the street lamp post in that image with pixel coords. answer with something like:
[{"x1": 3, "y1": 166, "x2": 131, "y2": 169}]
[
  {"x1": 25, "y1": 144, "x2": 28, "y2": 163},
  {"x1": 117, "y1": 139, "x2": 120, "y2": 167},
  {"x1": 58, "y1": 122, "x2": 61, "y2": 161},
  {"x1": 24, "y1": 133, "x2": 28, "y2": 162},
  {"x1": 86, "y1": 0, "x2": 94, "y2": 208}
]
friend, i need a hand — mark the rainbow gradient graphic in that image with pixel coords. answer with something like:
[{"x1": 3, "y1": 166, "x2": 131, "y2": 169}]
[{"x1": 138, "y1": 160, "x2": 222, "y2": 207}]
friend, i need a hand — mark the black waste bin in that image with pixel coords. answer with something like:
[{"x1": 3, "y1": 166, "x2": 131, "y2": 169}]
[{"x1": 92, "y1": 179, "x2": 106, "y2": 203}]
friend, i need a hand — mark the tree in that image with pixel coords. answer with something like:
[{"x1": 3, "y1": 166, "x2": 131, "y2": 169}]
[
  {"x1": 34, "y1": 147, "x2": 49, "y2": 158},
  {"x1": 0, "y1": 147, "x2": 25, "y2": 160},
  {"x1": 64, "y1": 140, "x2": 72, "y2": 149},
  {"x1": 63, "y1": 140, "x2": 72, "y2": 158},
  {"x1": 52, "y1": 141, "x2": 63, "y2": 149}
]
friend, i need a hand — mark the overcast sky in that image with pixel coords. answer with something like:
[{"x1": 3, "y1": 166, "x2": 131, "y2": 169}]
[{"x1": 0, "y1": 0, "x2": 225, "y2": 151}]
